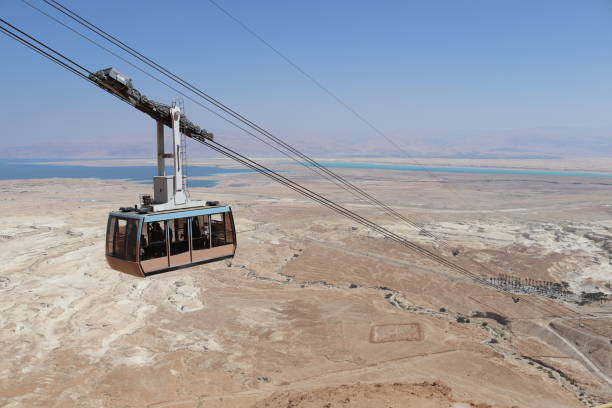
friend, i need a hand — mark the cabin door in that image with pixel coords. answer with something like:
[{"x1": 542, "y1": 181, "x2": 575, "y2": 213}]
[
  {"x1": 168, "y1": 217, "x2": 191, "y2": 267},
  {"x1": 140, "y1": 220, "x2": 169, "y2": 273}
]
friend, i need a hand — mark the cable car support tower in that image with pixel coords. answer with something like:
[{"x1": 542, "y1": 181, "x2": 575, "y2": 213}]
[
  {"x1": 92, "y1": 68, "x2": 209, "y2": 212},
  {"x1": 90, "y1": 67, "x2": 236, "y2": 276},
  {"x1": 152, "y1": 104, "x2": 201, "y2": 211}
]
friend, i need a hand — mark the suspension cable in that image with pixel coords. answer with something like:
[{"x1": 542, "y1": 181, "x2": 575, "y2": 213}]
[
  {"x1": 18, "y1": 0, "x2": 531, "y2": 272},
  {"x1": 36, "y1": 0, "x2": 520, "y2": 300},
  {"x1": 27, "y1": 0, "x2": 490, "y2": 259},
  {"x1": 36, "y1": 0, "x2": 435, "y2": 233},
  {"x1": 0, "y1": 18, "x2": 566, "y2": 316},
  {"x1": 0, "y1": 18, "x2": 490, "y2": 288}
]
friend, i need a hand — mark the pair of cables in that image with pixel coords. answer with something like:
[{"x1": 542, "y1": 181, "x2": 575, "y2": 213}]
[
  {"x1": 30, "y1": 0, "x2": 434, "y2": 235},
  {"x1": 21, "y1": 0, "x2": 485, "y2": 274},
  {"x1": 26, "y1": 1, "x2": 519, "y2": 274},
  {"x1": 0, "y1": 18, "x2": 493, "y2": 289},
  {"x1": 0, "y1": 14, "x2": 566, "y2": 316}
]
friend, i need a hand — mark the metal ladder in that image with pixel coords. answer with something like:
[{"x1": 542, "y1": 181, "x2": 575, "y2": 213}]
[{"x1": 176, "y1": 97, "x2": 188, "y2": 193}]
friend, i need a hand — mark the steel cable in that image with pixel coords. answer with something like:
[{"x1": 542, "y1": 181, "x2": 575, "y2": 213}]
[
  {"x1": 37, "y1": 0, "x2": 434, "y2": 233},
  {"x1": 0, "y1": 19, "x2": 567, "y2": 316}
]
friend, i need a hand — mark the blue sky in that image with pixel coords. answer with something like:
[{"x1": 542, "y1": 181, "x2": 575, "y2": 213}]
[{"x1": 1, "y1": 0, "x2": 612, "y2": 158}]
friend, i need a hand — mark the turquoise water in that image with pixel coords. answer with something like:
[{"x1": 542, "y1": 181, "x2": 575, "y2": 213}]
[
  {"x1": 4, "y1": 159, "x2": 612, "y2": 185},
  {"x1": 0, "y1": 160, "x2": 251, "y2": 187},
  {"x1": 314, "y1": 162, "x2": 612, "y2": 178}
]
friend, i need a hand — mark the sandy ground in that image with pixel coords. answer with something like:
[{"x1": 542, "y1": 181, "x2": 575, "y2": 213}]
[{"x1": 0, "y1": 158, "x2": 611, "y2": 408}]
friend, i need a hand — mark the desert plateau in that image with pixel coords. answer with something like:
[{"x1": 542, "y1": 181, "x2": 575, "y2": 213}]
[{"x1": 0, "y1": 158, "x2": 610, "y2": 408}]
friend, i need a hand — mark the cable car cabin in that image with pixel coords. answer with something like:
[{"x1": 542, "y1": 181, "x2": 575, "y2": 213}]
[
  {"x1": 95, "y1": 84, "x2": 236, "y2": 277},
  {"x1": 105, "y1": 205, "x2": 236, "y2": 277}
]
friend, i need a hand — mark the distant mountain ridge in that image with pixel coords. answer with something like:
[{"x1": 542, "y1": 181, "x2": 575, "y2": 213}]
[{"x1": 1, "y1": 129, "x2": 610, "y2": 159}]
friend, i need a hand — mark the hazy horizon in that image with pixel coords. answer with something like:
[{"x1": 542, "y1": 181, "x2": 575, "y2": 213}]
[
  {"x1": 2, "y1": 127, "x2": 610, "y2": 160},
  {"x1": 2, "y1": 1, "x2": 612, "y2": 160}
]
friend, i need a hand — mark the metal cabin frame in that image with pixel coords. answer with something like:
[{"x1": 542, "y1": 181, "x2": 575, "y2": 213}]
[
  {"x1": 100, "y1": 68, "x2": 237, "y2": 277},
  {"x1": 106, "y1": 206, "x2": 236, "y2": 277}
]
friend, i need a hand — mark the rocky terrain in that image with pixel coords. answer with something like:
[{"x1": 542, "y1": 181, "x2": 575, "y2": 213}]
[{"x1": 0, "y1": 158, "x2": 610, "y2": 407}]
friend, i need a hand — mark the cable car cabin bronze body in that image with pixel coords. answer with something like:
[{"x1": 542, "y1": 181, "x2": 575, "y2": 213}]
[
  {"x1": 99, "y1": 68, "x2": 236, "y2": 277},
  {"x1": 106, "y1": 206, "x2": 236, "y2": 277}
]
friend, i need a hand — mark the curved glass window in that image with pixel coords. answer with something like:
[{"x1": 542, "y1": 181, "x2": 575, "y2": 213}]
[
  {"x1": 192, "y1": 215, "x2": 210, "y2": 250},
  {"x1": 141, "y1": 221, "x2": 167, "y2": 261},
  {"x1": 169, "y1": 218, "x2": 189, "y2": 256},
  {"x1": 211, "y1": 213, "x2": 227, "y2": 247},
  {"x1": 106, "y1": 216, "x2": 138, "y2": 261},
  {"x1": 224, "y1": 212, "x2": 234, "y2": 245}
]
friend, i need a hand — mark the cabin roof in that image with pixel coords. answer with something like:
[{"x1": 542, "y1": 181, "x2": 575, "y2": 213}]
[{"x1": 109, "y1": 205, "x2": 231, "y2": 222}]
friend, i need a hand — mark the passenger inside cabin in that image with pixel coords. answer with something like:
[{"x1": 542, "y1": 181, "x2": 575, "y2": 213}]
[
  {"x1": 150, "y1": 222, "x2": 163, "y2": 243},
  {"x1": 192, "y1": 216, "x2": 210, "y2": 250},
  {"x1": 193, "y1": 219, "x2": 201, "y2": 239},
  {"x1": 140, "y1": 233, "x2": 147, "y2": 257},
  {"x1": 142, "y1": 221, "x2": 166, "y2": 259}
]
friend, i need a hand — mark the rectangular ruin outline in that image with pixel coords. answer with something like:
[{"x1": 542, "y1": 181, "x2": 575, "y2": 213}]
[{"x1": 369, "y1": 323, "x2": 423, "y2": 343}]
